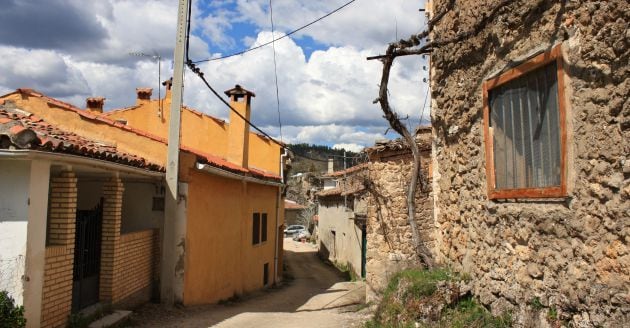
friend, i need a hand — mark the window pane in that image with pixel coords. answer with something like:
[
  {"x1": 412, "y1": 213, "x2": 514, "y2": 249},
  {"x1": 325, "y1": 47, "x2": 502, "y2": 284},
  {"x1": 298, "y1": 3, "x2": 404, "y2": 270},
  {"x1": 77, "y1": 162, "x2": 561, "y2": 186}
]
[
  {"x1": 261, "y1": 213, "x2": 268, "y2": 242},
  {"x1": 253, "y1": 213, "x2": 260, "y2": 245},
  {"x1": 489, "y1": 62, "x2": 560, "y2": 191}
]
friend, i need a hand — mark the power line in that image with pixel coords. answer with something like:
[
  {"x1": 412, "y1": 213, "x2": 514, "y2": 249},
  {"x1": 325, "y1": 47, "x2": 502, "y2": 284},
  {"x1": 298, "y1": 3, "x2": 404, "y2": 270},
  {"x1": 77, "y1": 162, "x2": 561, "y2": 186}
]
[
  {"x1": 184, "y1": 0, "x2": 364, "y2": 164},
  {"x1": 192, "y1": 0, "x2": 358, "y2": 63},
  {"x1": 269, "y1": 0, "x2": 283, "y2": 142}
]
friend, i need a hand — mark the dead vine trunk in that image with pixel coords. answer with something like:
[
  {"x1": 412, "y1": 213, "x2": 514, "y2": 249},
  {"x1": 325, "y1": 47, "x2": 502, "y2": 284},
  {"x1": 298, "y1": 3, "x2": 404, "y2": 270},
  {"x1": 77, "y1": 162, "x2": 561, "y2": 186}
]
[
  {"x1": 376, "y1": 50, "x2": 434, "y2": 269},
  {"x1": 370, "y1": 0, "x2": 513, "y2": 268}
]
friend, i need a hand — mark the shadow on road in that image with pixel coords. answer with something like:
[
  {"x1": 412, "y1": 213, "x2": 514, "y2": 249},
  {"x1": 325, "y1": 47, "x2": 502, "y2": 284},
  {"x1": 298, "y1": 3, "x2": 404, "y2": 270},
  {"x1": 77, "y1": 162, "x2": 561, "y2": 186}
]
[{"x1": 130, "y1": 239, "x2": 366, "y2": 328}]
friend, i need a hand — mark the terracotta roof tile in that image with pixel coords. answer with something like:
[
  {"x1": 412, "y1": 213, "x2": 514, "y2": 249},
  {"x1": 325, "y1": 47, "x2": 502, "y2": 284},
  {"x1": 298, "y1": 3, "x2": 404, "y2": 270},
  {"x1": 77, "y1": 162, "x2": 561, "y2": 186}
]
[
  {"x1": 284, "y1": 200, "x2": 307, "y2": 210},
  {"x1": 11, "y1": 89, "x2": 281, "y2": 181},
  {"x1": 324, "y1": 163, "x2": 368, "y2": 178},
  {"x1": 0, "y1": 104, "x2": 163, "y2": 171}
]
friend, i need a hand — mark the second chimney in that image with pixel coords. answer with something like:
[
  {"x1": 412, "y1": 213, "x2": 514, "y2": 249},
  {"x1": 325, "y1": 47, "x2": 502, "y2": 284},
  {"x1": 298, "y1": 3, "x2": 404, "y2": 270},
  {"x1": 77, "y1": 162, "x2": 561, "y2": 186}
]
[
  {"x1": 328, "y1": 158, "x2": 334, "y2": 174},
  {"x1": 136, "y1": 88, "x2": 153, "y2": 105},
  {"x1": 86, "y1": 97, "x2": 105, "y2": 113},
  {"x1": 162, "y1": 78, "x2": 173, "y2": 100},
  {"x1": 225, "y1": 85, "x2": 255, "y2": 168}
]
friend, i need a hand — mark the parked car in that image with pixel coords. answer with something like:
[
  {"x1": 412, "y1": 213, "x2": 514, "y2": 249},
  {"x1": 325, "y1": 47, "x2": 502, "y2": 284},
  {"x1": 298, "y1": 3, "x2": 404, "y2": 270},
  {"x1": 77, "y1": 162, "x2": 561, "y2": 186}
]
[
  {"x1": 293, "y1": 230, "x2": 311, "y2": 241},
  {"x1": 284, "y1": 225, "x2": 306, "y2": 237}
]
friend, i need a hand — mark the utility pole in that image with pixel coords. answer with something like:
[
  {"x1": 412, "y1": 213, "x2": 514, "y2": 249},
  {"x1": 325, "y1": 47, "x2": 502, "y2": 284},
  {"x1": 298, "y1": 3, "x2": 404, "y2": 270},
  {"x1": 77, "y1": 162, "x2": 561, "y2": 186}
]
[{"x1": 161, "y1": 0, "x2": 188, "y2": 306}]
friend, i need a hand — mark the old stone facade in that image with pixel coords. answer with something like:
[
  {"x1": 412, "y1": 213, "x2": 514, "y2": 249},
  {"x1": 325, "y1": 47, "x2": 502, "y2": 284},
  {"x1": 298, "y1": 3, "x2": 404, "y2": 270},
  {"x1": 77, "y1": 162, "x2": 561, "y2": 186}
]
[
  {"x1": 429, "y1": 0, "x2": 629, "y2": 326},
  {"x1": 364, "y1": 130, "x2": 434, "y2": 301}
]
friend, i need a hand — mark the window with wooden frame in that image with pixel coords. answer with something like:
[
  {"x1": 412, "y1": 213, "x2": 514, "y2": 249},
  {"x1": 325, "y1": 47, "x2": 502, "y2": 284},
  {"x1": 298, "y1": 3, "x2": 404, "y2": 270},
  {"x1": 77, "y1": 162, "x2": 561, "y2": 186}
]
[
  {"x1": 483, "y1": 45, "x2": 568, "y2": 199},
  {"x1": 252, "y1": 212, "x2": 268, "y2": 245},
  {"x1": 252, "y1": 213, "x2": 260, "y2": 245}
]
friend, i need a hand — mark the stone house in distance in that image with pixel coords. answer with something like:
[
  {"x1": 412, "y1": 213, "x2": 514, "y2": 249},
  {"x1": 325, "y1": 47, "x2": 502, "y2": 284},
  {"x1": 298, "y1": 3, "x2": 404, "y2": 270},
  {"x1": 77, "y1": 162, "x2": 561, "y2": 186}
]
[
  {"x1": 428, "y1": 0, "x2": 628, "y2": 326},
  {"x1": 317, "y1": 164, "x2": 369, "y2": 280},
  {"x1": 315, "y1": 129, "x2": 434, "y2": 300}
]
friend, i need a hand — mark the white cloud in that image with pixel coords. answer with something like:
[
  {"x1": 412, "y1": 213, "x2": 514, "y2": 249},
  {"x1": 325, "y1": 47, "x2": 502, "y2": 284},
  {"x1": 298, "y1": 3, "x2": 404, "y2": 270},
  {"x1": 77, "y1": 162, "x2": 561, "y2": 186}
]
[
  {"x1": 0, "y1": 0, "x2": 430, "y2": 149},
  {"x1": 0, "y1": 46, "x2": 90, "y2": 98},
  {"x1": 333, "y1": 143, "x2": 364, "y2": 153},
  {"x1": 233, "y1": 0, "x2": 427, "y2": 49}
]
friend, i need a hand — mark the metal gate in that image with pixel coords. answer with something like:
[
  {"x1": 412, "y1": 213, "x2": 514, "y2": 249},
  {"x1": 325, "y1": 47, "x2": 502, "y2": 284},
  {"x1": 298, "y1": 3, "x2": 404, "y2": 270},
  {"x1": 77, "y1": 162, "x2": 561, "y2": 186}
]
[{"x1": 72, "y1": 201, "x2": 103, "y2": 311}]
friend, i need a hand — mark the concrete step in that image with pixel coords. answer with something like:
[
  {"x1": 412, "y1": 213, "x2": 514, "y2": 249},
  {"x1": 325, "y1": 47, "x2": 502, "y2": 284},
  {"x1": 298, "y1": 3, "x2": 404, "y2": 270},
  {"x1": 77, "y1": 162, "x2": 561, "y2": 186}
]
[{"x1": 88, "y1": 310, "x2": 132, "y2": 328}]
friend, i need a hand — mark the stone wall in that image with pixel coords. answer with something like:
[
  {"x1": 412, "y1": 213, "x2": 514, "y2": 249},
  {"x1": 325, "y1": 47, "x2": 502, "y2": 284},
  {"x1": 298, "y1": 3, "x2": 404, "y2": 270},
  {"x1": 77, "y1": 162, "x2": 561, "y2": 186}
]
[
  {"x1": 429, "y1": 0, "x2": 629, "y2": 326},
  {"x1": 365, "y1": 139, "x2": 433, "y2": 302}
]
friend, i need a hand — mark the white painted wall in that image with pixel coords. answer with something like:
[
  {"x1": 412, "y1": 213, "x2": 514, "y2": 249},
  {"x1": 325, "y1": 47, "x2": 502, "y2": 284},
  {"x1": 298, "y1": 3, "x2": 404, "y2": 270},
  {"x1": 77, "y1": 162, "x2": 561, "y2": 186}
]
[
  {"x1": 77, "y1": 179, "x2": 164, "y2": 233},
  {"x1": 23, "y1": 160, "x2": 50, "y2": 328},
  {"x1": 0, "y1": 160, "x2": 30, "y2": 305},
  {"x1": 121, "y1": 181, "x2": 164, "y2": 233},
  {"x1": 317, "y1": 197, "x2": 363, "y2": 278}
]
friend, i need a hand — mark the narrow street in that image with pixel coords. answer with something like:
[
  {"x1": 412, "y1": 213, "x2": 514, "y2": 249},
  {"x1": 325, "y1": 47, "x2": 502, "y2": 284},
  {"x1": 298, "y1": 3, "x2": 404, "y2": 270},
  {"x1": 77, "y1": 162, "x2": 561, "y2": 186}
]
[{"x1": 130, "y1": 238, "x2": 367, "y2": 327}]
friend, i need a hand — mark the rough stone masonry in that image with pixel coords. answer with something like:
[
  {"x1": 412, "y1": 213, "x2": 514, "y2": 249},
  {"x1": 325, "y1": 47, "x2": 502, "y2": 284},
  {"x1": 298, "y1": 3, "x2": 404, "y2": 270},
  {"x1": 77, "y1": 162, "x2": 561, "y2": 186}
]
[
  {"x1": 364, "y1": 130, "x2": 434, "y2": 302},
  {"x1": 429, "y1": 0, "x2": 628, "y2": 326}
]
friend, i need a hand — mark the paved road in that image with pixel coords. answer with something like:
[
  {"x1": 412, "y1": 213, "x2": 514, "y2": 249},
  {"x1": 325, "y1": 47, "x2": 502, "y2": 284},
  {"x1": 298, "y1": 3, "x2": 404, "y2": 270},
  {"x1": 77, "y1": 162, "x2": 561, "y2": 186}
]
[{"x1": 131, "y1": 238, "x2": 367, "y2": 328}]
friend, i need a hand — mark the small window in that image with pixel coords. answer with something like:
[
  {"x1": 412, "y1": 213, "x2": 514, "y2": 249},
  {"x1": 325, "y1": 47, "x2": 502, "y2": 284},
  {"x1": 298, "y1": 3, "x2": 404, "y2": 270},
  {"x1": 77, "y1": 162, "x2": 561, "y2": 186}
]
[
  {"x1": 261, "y1": 213, "x2": 268, "y2": 242},
  {"x1": 483, "y1": 45, "x2": 567, "y2": 199},
  {"x1": 152, "y1": 197, "x2": 165, "y2": 211},
  {"x1": 252, "y1": 213, "x2": 260, "y2": 245},
  {"x1": 263, "y1": 263, "x2": 269, "y2": 286}
]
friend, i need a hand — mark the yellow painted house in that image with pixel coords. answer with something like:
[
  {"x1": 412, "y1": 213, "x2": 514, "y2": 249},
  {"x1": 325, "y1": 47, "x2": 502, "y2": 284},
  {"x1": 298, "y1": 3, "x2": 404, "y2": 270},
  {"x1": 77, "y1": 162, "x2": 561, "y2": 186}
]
[
  {"x1": 103, "y1": 81, "x2": 287, "y2": 305},
  {"x1": 0, "y1": 82, "x2": 286, "y2": 327}
]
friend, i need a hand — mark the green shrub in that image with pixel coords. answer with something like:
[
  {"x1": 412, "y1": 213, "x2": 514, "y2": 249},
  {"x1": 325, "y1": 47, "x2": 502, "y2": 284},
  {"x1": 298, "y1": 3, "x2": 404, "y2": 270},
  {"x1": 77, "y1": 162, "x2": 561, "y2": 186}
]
[
  {"x1": 0, "y1": 290, "x2": 26, "y2": 328},
  {"x1": 366, "y1": 268, "x2": 512, "y2": 328}
]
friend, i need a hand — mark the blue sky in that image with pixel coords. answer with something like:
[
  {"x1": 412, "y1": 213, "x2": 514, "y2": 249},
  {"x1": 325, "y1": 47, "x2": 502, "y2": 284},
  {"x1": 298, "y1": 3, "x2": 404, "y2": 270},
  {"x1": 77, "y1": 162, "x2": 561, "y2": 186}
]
[{"x1": 0, "y1": 0, "x2": 429, "y2": 152}]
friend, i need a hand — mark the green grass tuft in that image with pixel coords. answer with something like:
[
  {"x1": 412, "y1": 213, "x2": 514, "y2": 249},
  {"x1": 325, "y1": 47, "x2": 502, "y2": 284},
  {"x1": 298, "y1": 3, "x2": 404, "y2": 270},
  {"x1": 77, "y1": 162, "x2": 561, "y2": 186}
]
[{"x1": 366, "y1": 268, "x2": 512, "y2": 328}]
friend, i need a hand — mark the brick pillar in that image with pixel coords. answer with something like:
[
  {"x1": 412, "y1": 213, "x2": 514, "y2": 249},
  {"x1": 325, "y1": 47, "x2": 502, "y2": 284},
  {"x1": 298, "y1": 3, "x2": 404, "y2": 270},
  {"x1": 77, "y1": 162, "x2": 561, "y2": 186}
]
[
  {"x1": 41, "y1": 171, "x2": 77, "y2": 328},
  {"x1": 99, "y1": 178, "x2": 124, "y2": 303},
  {"x1": 47, "y1": 171, "x2": 78, "y2": 246}
]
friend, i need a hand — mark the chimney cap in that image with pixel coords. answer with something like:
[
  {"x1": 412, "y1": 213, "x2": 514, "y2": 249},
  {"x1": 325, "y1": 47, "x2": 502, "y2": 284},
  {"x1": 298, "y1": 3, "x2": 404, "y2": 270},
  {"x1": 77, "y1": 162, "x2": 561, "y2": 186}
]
[
  {"x1": 224, "y1": 84, "x2": 255, "y2": 98},
  {"x1": 162, "y1": 78, "x2": 173, "y2": 89},
  {"x1": 86, "y1": 97, "x2": 105, "y2": 105}
]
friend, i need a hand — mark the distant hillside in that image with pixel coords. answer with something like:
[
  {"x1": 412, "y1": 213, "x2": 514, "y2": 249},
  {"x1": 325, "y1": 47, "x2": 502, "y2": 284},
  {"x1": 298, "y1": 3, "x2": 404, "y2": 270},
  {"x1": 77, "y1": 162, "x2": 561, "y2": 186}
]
[{"x1": 288, "y1": 143, "x2": 361, "y2": 174}]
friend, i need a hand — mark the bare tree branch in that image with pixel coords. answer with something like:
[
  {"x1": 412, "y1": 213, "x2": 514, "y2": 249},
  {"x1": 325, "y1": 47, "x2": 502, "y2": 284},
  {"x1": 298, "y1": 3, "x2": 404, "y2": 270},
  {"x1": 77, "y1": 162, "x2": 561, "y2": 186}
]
[{"x1": 369, "y1": 0, "x2": 512, "y2": 268}]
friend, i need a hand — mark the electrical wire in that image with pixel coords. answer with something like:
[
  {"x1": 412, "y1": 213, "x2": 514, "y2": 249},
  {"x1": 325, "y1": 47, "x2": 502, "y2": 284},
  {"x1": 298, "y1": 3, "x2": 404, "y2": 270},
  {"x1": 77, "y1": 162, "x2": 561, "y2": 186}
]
[
  {"x1": 184, "y1": 0, "x2": 363, "y2": 164},
  {"x1": 269, "y1": 0, "x2": 283, "y2": 142},
  {"x1": 192, "y1": 0, "x2": 358, "y2": 63}
]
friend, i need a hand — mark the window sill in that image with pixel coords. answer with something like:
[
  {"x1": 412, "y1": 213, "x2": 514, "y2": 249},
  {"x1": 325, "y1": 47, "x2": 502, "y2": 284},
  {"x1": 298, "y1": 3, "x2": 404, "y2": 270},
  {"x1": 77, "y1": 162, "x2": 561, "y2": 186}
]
[
  {"x1": 253, "y1": 241, "x2": 268, "y2": 248},
  {"x1": 488, "y1": 186, "x2": 566, "y2": 200}
]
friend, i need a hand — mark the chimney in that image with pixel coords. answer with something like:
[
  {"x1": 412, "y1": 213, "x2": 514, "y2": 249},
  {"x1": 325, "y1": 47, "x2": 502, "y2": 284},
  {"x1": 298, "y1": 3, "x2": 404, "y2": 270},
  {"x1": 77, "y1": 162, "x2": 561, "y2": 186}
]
[
  {"x1": 135, "y1": 88, "x2": 153, "y2": 105},
  {"x1": 225, "y1": 84, "x2": 255, "y2": 168},
  {"x1": 162, "y1": 78, "x2": 173, "y2": 100},
  {"x1": 328, "y1": 158, "x2": 334, "y2": 174},
  {"x1": 86, "y1": 97, "x2": 105, "y2": 113}
]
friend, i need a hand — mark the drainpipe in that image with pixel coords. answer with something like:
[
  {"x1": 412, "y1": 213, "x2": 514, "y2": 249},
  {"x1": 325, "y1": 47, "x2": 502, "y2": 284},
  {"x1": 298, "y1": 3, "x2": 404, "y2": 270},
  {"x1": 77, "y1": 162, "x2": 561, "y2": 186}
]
[{"x1": 274, "y1": 148, "x2": 287, "y2": 285}]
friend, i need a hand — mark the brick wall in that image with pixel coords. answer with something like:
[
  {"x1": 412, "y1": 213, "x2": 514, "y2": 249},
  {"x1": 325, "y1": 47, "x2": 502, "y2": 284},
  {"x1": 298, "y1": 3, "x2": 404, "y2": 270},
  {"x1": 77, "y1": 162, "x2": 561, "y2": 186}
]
[
  {"x1": 113, "y1": 229, "x2": 159, "y2": 307},
  {"x1": 41, "y1": 246, "x2": 74, "y2": 328},
  {"x1": 99, "y1": 178, "x2": 123, "y2": 302},
  {"x1": 41, "y1": 170, "x2": 77, "y2": 328}
]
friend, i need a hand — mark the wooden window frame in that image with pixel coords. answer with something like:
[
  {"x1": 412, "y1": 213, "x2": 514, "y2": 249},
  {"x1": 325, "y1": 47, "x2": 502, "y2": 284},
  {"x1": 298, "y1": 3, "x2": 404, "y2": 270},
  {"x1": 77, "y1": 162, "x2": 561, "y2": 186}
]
[
  {"x1": 252, "y1": 213, "x2": 261, "y2": 245},
  {"x1": 482, "y1": 45, "x2": 568, "y2": 199}
]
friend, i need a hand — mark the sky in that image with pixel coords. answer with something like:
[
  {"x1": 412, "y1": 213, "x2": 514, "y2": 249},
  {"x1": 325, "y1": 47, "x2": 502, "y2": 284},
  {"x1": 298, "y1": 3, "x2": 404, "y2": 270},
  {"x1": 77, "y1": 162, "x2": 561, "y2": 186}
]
[{"x1": 0, "y1": 0, "x2": 430, "y2": 152}]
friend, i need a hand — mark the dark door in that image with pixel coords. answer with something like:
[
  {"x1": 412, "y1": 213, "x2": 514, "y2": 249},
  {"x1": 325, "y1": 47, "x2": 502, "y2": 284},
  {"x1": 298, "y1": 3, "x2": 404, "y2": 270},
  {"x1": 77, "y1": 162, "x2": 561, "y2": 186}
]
[
  {"x1": 361, "y1": 224, "x2": 367, "y2": 278},
  {"x1": 72, "y1": 201, "x2": 103, "y2": 312}
]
